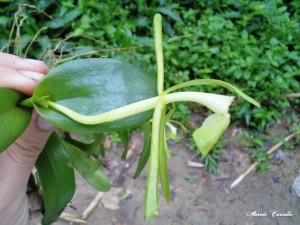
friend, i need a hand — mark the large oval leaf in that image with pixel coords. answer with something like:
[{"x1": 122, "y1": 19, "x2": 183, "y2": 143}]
[
  {"x1": 32, "y1": 58, "x2": 157, "y2": 133},
  {"x1": 0, "y1": 88, "x2": 32, "y2": 152},
  {"x1": 36, "y1": 132, "x2": 75, "y2": 225}
]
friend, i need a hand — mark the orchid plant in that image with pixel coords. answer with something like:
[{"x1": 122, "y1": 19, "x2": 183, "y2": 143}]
[{"x1": 0, "y1": 14, "x2": 260, "y2": 224}]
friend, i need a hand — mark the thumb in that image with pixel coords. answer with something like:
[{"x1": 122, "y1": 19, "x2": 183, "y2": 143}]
[
  {"x1": 6, "y1": 110, "x2": 54, "y2": 170},
  {"x1": 0, "y1": 111, "x2": 54, "y2": 225}
]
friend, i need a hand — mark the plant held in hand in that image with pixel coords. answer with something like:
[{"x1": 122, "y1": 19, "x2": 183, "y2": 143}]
[{"x1": 0, "y1": 14, "x2": 260, "y2": 224}]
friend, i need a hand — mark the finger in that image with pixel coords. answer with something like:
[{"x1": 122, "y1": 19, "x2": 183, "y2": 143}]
[
  {"x1": 24, "y1": 59, "x2": 49, "y2": 74},
  {"x1": 0, "y1": 67, "x2": 44, "y2": 95},
  {"x1": 19, "y1": 70, "x2": 45, "y2": 81},
  {"x1": 0, "y1": 52, "x2": 48, "y2": 74}
]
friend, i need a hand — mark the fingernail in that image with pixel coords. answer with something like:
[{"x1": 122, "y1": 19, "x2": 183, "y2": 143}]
[
  {"x1": 19, "y1": 70, "x2": 45, "y2": 81},
  {"x1": 37, "y1": 116, "x2": 54, "y2": 131},
  {"x1": 24, "y1": 59, "x2": 49, "y2": 73}
]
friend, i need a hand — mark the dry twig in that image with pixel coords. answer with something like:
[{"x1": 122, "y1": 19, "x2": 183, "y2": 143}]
[
  {"x1": 59, "y1": 212, "x2": 86, "y2": 224},
  {"x1": 230, "y1": 131, "x2": 300, "y2": 189},
  {"x1": 187, "y1": 161, "x2": 204, "y2": 168},
  {"x1": 81, "y1": 192, "x2": 105, "y2": 220},
  {"x1": 286, "y1": 93, "x2": 300, "y2": 98}
]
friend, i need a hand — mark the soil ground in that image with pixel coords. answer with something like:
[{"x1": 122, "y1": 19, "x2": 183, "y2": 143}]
[{"x1": 54, "y1": 119, "x2": 300, "y2": 225}]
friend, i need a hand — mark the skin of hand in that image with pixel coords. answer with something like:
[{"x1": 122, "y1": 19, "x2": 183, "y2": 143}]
[{"x1": 0, "y1": 52, "x2": 53, "y2": 225}]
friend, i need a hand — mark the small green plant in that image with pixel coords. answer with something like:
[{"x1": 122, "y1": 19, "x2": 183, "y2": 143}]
[
  {"x1": 120, "y1": 189, "x2": 131, "y2": 200},
  {"x1": 250, "y1": 149, "x2": 271, "y2": 172},
  {"x1": 237, "y1": 130, "x2": 267, "y2": 149},
  {"x1": 188, "y1": 134, "x2": 227, "y2": 174},
  {"x1": 202, "y1": 137, "x2": 228, "y2": 174},
  {"x1": 1, "y1": 14, "x2": 260, "y2": 224},
  {"x1": 184, "y1": 174, "x2": 198, "y2": 183}
]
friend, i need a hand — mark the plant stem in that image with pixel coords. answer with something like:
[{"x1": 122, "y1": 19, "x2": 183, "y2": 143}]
[
  {"x1": 20, "y1": 97, "x2": 33, "y2": 107},
  {"x1": 154, "y1": 14, "x2": 164, "y2": 94},
  {"x1": 145, "y1": 100, "x2": 164, "y2": 222},
  {"x1": 46, "y1": 97, "x2": 159, "y2": 125},
  {"x1": 43, "y1": 92, "x2": 234, "y2": 125},
  {"x1": 163, "y1": 79, "x2": 261, "y2": 107}
]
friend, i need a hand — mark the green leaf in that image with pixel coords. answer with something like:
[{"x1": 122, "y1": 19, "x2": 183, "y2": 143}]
[
  {"x1": 193, "y1": 113, "x2": 230, "y2": 156},
  {"x1": 64, "y1": 133, "x2": 94, "y2": 154},
  {"x1": 163, "y1": 79, "x2": 261, "y2": 108},
  {"x1": 159, "y1": 107, "x2": 170, "y2": 203},
  {"x1": 165, "y1": 107, "x2": 179, "y2": 141},
  {"x1": 119, "y1": 130, "x2": 130, "y2": 160},
  {"x1": 157, "y1": 7, "x2": 184, "y2": 25},
  {"x1": 0, "y1": 88, "x2": 32, "y2": 152},
  {"x1": 133, "y1": 122, "x2": 152, "y2": 179},
  {"x1": 64, "y1": 133, "x2": 105, "y2": 158},
  {"x1": 45, "y1": 8, "x2": 82, "y2": 29},
  {"x1": 90, "y1": 134, "x2": 105, "y2": 158},
  {"x1": 35, "y1": 132, "x2": 75, "y2": 225},
  {"x1": 62, "y1": 140, "x2": 111, "y2": 192},
  {"x1": 32, "y1": 58, "x2": 157, "y2": 133},
  {"x1": 164, "y1": 107, "x2": 175, "y2": 122}
]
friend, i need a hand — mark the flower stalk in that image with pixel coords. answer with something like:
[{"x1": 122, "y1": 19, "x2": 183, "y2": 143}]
[
  {"x1": 154, "y1": 14, "x2": 164, "y2": 95},
  {"x1": 41, "y1": 92, "x2": 234, "y2": 125},
  {"x1": 145, "y1": 100, "x2": 164, "y2": 221}
]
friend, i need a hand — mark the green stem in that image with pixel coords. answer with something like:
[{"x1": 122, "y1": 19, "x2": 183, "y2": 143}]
[
  {"x1": 44, "y1": 92, "x2": 234, "y2": 125},
  {"x1": 154, "y1": 14, "x2": 164, "y2": 94},
  {"x1": 47, "y1": 96, "x2": 159, "y2": 125},
  {"x1": 20, "y1": 97, "x2": 33, "y2": 107},
  {"x1": 145, "y1": 100, "x2": 164, "y2": 222},
  {"x1": 163, "y1": 79, "x2": 261, "y2": 107}
]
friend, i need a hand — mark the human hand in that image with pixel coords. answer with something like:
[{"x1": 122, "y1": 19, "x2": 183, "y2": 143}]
[{"x1": 0, "y1": 52, "x2": 53, "y2": 225}]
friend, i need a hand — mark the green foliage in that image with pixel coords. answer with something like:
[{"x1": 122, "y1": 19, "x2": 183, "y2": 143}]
[
  {"x1": 36, "y1": 132, "x2": 75, "y2": 225},
  {"x1": 1, "y1": 0, "x2": 298, "y2": 128},
  {"x1": 250, "y1": 149, "x2": 271, "y2": 172},
  {"x1": 0, "y1": 88, "x2": 31, "y2": 152},
  {"x1": 119, "y1": 130, "x2": 130, "y2": 160},
  {"x1": 237, "y1": 129, "x2": 267, "y2": 148},
  {"x1": 62, "y1": 140, "x2": 111, "y2": 192},
  {"x1": 32, "y1": 58, "x2": 157, "y2": 133},
  {"x1": 184, "y1": 173, "x2": 198, "y2": 183},
  {"x1": 166, "y1": 1, "x2": 300, "y2": 129},
  {"x1": 202, "y1": 137, "x2": 229, "y2": 174},
  {"x1": 238, "y1": 130, "x2": 271, "y2": 172},
  {"x1": 133, "y1": 122, "x2": 152, "y2": 178},
  {"x1": 188, "y1": 135, "x2": 228, "y2": 174},
  {"x1": 1, "y1": 34, "x2": 258, "y2": 223},
  {"x1": 0, "y1": 0, "x2": 299, "y2": 222}
]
